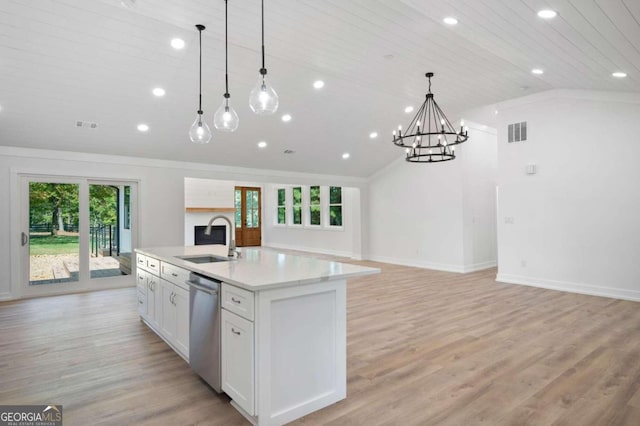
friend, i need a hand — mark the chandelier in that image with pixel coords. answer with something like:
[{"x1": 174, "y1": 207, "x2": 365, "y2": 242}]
[{"x1": 392, "y1": 72, "x2": 469, "y2": 163}]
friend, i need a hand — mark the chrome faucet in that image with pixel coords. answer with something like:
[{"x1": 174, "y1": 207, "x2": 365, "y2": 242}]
[{"x1": 204, "y1": 215, "x2": 237, "y2": 258}]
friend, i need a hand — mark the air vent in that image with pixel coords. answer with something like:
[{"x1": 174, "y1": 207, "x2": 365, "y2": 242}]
[
  {"x1": 508, "y1": 121, "x2": 527, "y2": 143},
  {"x1": 283, "y1": 149, "x2": 295, "y2": 154},
  {"x1": 75, "y1": 121, "x2": 98, "y2": 129}
]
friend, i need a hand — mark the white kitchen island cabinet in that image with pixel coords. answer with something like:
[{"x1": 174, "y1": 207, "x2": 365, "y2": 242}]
[{"x1": 136, "y1": 245, "x2": 379, "y2": 426}]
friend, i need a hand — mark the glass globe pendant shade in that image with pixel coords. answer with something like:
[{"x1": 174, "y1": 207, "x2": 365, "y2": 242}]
[
  {"x1": 249, "y1": 74, "x2": 278, "y2": 115},
  {"x1": 189, "y1": 114, "x2": 212, "y2": 144},
  {"x1": 214, "y1": 99, "x2": 239, "y2": 132}
]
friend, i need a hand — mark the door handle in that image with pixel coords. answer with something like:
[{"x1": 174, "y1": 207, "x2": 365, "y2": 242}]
[
  {"x1": 21, "y1": 232, "x2": 29, "y2": 246},
  {"x1": 186, "y1": 281, "x2": 218, "y2": 296}
]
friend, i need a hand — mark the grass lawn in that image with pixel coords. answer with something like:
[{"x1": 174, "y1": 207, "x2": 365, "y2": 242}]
[{"x1": 30, "y1": 235, "x2": 79, "y2": 256}]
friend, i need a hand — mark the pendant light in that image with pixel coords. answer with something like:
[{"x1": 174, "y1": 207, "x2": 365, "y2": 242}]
[
  {"x1": 392, "y1": 72, "x2": 469, "y2": 163},
  {"x1": 214, "y1": 0, "x2": 239, "y2": 132},
  {"x1": 189, "y1": 25, "x2": 213, "y2": 144},
  {"x1": 249, "y1": 0, "x2": 278, "y2": 114}
]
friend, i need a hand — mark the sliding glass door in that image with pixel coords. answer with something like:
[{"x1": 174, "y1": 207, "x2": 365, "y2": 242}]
[
  {"x1": 27, "y1": 180, "x2": 82, "y2": 285},
  {"x1": 21, "y1": 176, "x2": 137, "y2": 297}
]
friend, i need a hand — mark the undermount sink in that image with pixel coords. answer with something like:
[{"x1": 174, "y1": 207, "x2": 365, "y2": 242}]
[{"x1": 175, "y1": 254, "x2": 231, "y2": 264}]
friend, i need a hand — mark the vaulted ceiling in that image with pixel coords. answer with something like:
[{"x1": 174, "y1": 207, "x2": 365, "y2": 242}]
[{"x1": 1, "y1": 0, "x2": 639, "y2": 176}]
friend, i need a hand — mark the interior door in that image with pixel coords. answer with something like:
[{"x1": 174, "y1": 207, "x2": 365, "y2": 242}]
[{"x1": 234, "y1": 187, "x2": 261, "y2": 247}]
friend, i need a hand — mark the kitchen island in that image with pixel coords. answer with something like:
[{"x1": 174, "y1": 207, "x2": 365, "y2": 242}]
[{"x1": 134, "y1": 245, "x2": 379, "y2": 426}]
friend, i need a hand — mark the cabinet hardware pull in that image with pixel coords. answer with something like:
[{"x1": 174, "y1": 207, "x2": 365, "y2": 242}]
[
  {"x1": 231, "y1": 328, "x2": 241, "y2": 335},
  {"x1": 171, "y1": 273, "x2": 178, "y2": 277},
  {"x1": 139, "y1": 300, "x2": 143, "y2": 304},
  {"x1": 150, "y1": 264, "x2": 156, "y2": 268},
  {"x1": 231, "y1": 297, "x2": 241, "y2": 304}
]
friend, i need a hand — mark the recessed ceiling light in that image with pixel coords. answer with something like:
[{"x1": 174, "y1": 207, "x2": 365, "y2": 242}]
[
  {"x1": 612, "y1": 71, "x2": 627, "y2": 78},
  {"x1": 443, "y1": 17, "x2": 458, "y2": 25},
  {"x1": 281, "y1": 114, "x2": 292, "y2": 122},
  {"x1": 313, "y1": 80, "x2": 325, "y2": 89},
  {"x1": 537, "y1": 9, "x2": 557, "y2": 19},
  {"x1": 342, "y1": 153, "x2": 350, "y2": 159},
  {"x1": 404, "y1": 106, "x2": 414, "y2": 113},
  {"x1": 257, "y1": 141, "x2": 267, "y2": 148},
  {"x1": 531, "y1": 68, "x2": 544, "y2": 75},
  {"x1": 369, "y1": 132, "x2": 378, "y2": 139},
  {"x1": 152, "y1": 87, "x2": 165, "y2": 97},
  {"x1": 137, "y1": 124, "x2": 149, "y2": 132},
  {"x1": 170, "y1": 38, "x2": 185, "y2": 50}
]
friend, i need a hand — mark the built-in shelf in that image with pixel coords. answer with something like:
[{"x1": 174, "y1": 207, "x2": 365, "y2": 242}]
[{"x1": 186, "y1": 207, "x2": 236, "y2": 213}]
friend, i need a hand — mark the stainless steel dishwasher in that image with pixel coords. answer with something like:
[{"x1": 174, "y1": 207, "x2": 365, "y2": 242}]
[{"x1": 187, "y1": 272, "x2": 222, "y2": 393}]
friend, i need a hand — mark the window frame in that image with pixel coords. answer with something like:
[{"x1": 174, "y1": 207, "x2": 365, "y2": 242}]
[
  {"x1": 328, "y1": 186, "x2": 344, "y2": 228},
  {"x1": 291, "y1": 186, "x2": 303, "y2": 227},
  {"x1": 307, "y1": 185, "x2": 322, "y2": 227},
  {"x1": 275, "y1": 187, "x2": 287, "y2": 226}
]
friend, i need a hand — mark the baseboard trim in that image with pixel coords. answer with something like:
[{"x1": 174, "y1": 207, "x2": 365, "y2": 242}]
[
  {"x1": 0, "y1": 292, "x2": 12, "y2": 301},
  {"x1": 263, "y1": 243, "x2": 353, "y2": 259},
  {"x1": 367, "y1": 255, "x2": 465, "y2": 273},
  {"x1": 462, "y1": 261, "x2": 497, "y2": 273},
  {"x1": 496, "y1": 273, "x2": 640, "y2": 302}
]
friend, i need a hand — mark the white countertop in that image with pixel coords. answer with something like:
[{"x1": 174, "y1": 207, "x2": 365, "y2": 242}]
[{"x1": 135, "y1": 245, "x2": 380, "y2": 291}]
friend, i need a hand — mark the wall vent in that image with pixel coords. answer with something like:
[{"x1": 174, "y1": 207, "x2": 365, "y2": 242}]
[
  {"x1": 75, "y1": 121, "x2": 98, "y2": 129},
  {"x1": 508, "y1": 121, "x2": 527, "y2": 143}
]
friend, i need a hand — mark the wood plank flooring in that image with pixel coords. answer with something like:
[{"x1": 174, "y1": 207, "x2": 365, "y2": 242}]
[{"x1": 1, "y1": 259, "x2": 639, "y2": 425}]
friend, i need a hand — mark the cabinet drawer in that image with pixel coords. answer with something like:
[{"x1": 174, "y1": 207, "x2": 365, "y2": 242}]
[
  {"x1": 136, "y1": 253, "x2": 148, "y2": 271},
  {"x1": 221, "y1": 284, "x2": 254, "y2": 321},
  {"x1": 145, "y1": 256, "x2": 161, "y2": 275},
  {"x1": 136, "y1": 270, "x2": 147, "y2": 294},
  {"x1": 161, "y1": 262, "x2": 190, "y2": 291}
]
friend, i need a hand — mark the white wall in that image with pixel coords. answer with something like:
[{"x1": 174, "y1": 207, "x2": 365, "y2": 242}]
[
  {"x1": 367, "y1": 122, "x2": 498, "y2": 272},
  {"x1": 262, "y1": 184, "x2": 361, "y2": 259},
  {"x1": 0, "y1": 147, "x2": 366, "y2": 300},
  {"x1": 495, "y1": 90, "x2": 640, "y2": 301},
  {"x1": 461, "y1": 125, "x2": 498, "y2": 270}
]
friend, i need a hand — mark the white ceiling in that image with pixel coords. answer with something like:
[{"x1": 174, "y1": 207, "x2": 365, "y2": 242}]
[{"x1": 1, "y1": 0, "x2": 639, "y2": 177}]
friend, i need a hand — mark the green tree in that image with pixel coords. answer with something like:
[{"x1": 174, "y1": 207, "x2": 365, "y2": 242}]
[
  {"x1": 89, "y1": 185, "x2": 118, "y2": 226},
  {"x1": 29, "y1": 183, "x2": 79, "y2": 234}
]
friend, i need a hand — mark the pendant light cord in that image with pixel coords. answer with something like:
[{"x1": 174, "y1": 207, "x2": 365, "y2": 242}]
[
  {"x1": 261, "y1": 0, "x2": 266, "y2": 73},
  {"x1": 224, "y1": 0, "x2": 230, "y2": 98},
  {"x1": 198, "y1": 26, "x2": 203, "y2": 113}
]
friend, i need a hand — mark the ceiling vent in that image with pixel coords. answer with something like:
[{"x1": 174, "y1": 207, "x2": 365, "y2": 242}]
[
  {"x1": 508, "y1": 121, "x2": 527, "y2": 143},
  {"x1": 75, "y1": 121, "x2": 98, "y2": 129}
]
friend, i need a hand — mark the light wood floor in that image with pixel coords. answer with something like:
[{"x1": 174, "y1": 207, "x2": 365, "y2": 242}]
[{"x1": 1, "y1": 260, "x2": 639, "y2": 425}]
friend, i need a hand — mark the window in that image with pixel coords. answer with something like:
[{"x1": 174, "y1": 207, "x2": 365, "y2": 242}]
[
  {"x1": 123, "y1": 186, "x2": 131, "y2": 229},
  {"x1": 329, "y1": 186, "x2": 342, "y2": 227},
  {"x1": 309, "y1": 186, "x2": 321, "y2": 225},
  {"x1": 292, "y1": 186, "x2": 302, "y2": 225},
  {"x1": 235, "y1": 189, "x2": 242, "y2": 228},
  {"x1": 276, "y1": 188, "x2": 286, "y2": 224}
]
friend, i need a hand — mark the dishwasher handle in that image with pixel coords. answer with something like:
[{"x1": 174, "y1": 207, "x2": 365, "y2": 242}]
[{"x1": 186, "y1": 281, "x2": 218, "y2": 296}]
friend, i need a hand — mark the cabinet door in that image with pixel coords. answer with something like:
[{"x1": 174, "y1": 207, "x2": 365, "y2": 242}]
[
  {"x1": 146, "y1": 275, "x2": 161, "y2": 329},
  {"x1": 137, "y1": 289, "x2": 146, "y2": 317},
  {"x1": 160, "y1": 279, "x2": 177, "y2": 341},
  {"x1": 221, "y1": 309, "x2": 255, "y2": 415},
  {"x1": 173, "y1": 286, "x2": 190, "y2": 358}
]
